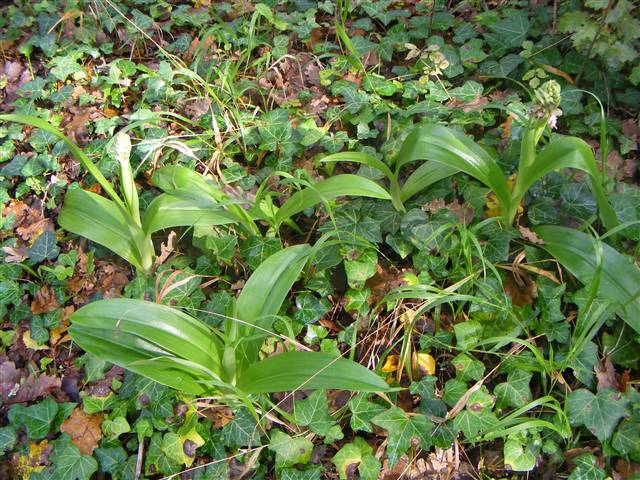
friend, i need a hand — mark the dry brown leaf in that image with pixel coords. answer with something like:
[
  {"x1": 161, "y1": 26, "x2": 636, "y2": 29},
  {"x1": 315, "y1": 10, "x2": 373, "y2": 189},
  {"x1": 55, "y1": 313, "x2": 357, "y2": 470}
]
[
  {"x1": 154, "y1": 231, "x2": 176, "y2": 269},
  {"x1": 0, "y1": 361, "x2": 61, "y2": 403},
  {"x1": 518, "y1": 225, "x2": 544, "y2": 244},
  {"x1": 540, "y1": 63, "x2": 574, "y2": 84},
  {"x1": 60, "y1": 408, "x2": 103, "y2": 455},
  {"x1": 49, "y1": 306, "x2": 74, "y2": 346},
  {"x1": 595, "y1": 356, "x2": 618, "y2": 392},
  {"x1": 30, "y1": 286, "x2": 59, "y2": 315},
  {"x1": 446, "y1": 95, "x2": 489, "y2": 112},
  {"x1": 503, "y1": 273, "x2": 538, "y2": 307},
  {"x1": 2, "y1": 245, "x2": 28, "y2": 263}
]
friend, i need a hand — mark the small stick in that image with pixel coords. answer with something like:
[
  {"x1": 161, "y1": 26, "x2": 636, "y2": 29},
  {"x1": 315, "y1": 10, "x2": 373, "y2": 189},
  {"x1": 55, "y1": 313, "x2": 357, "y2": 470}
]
[{"x1": 135, "y1": 438, "x2": 145, "y2": 480}]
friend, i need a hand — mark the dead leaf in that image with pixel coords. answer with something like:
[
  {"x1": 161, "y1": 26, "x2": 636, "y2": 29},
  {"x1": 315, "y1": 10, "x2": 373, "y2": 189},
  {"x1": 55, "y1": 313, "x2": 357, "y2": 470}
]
[
  {"x1": 30, "y1": 286, "x2": 59, "y2": 314},
  {"x1": 0, "y1": 361, "x2": 61, "y2": 403},
  {"x1": 503, "y1": 272, "x2": 538, "y2": 307},
  {"x1": 2, "y1": 245, "x2": 28, "y2": 263},
  {"x1": 413, "y1": 352, "x2": 436, "y2": 376},
  {"x1": 500, "y1": 114, "x2": 515, "y2": 140},
  {"x1": 595, "y1": 356, "x2": 618, "y2": 392},
  {"x1": 540, "y1": 63, "x2": 574, "y2": 84},
  {"x1": 518, "y1": 225, "x2": 544, "y2": 244},
  {"x1": 153, "y1": 230, "x2": 176, "y2": 269},
  {"x1": 60, "y1": 408, "x2": 103, "y2": 455},
  {"x1": 22, "y1": 331, "x2": 48, "y2": 351},
  {"x1": 381, "y1": 355, "x2": 399, "y2": 373},
  {"x1": 49, "y1": 306, "x2": 74, "y2": 346},
  {"x1": 446, "y1": 95, "x2": 489, "y2": 112}
]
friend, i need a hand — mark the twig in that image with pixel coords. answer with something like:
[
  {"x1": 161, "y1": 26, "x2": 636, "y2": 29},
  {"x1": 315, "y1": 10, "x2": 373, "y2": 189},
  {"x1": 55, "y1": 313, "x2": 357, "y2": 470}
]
[{"x1": 134, "y1": 437, "x2": 145, "y2": 480}]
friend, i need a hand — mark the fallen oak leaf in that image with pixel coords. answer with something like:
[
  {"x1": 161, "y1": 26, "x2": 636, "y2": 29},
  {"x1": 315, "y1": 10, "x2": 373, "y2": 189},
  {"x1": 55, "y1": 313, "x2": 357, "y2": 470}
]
[
  {"x1": 60, "y1": 408, "x2": 103, "y2": 455},
  {"x1": 30, "y1": 286, "x2": 59, "y2": 315}
]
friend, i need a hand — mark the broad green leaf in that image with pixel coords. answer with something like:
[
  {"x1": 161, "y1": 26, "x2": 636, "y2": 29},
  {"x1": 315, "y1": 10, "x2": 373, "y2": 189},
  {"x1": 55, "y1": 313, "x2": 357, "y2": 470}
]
[
  {"x1": 152, "y1": 165, "x2": 258, "y2": 235},
  {"x1": 58, "y1": 188, "x2": 151, "y2": 272},
  {"x1": 394, "y1": 124, "x2": 510, "y2": 210},
  {"x1": 236, "y1": 244, "x2": 312, "y2": 364},
  {"x1": 535, "y1": 226, "x2": 640, "y2": 333},
  {"x1": 236, "y1": 351, "x2": 390, "y2": 393},
  {"x1": 372, "y1": 406, "x2": 433, "y2": 467},
  {"x1": 320, "y1": 151, "x2": 394, "y2": 182},
  {"x1": 520, "y1": 137, "x2": 618, "y2": 230},
  {"x1": 567, "y1": 388, "x2": 629, "y2": 442},
  {"x1": 275, "y1": 175, "x2": 391, "y2": 227},
  {"x1": 142, "y1": 193, "x2": 238, "y2": 234},
  {"x1": 400, "y1": 161, "x2": 459, "y2": 202},
  {"x1": 269, "y1": 430, "x2": 313, "y2": 468},
  {"x1": 69, "y1": 298, "x2": 223, "y2": 395}
]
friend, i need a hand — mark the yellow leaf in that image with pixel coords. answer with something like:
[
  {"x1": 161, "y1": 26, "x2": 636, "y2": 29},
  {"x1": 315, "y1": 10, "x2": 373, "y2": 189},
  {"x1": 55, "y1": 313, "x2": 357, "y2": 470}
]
[
  {"x1": 381, "y1": 355, "x2": 399, "y2": 373},
  {"x1": 413, "y1": 352, "x2": 436, "y2": 376},
  {"x1": 22, "y1": 331, "x2": 48, "y2": 351},
  {"x1": 16, "y1": 440, "x2": 48, "y2": 479}
]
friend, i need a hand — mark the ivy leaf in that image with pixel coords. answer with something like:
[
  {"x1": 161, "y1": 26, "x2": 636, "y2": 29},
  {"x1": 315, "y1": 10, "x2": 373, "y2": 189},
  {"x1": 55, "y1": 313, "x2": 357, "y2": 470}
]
[
  {"x1": 94, "y1": 446, "x2": 127, "y2": 476},
  {"x1": 494, "y1": 370, "x2": 532, "y2": 409},
  {"x1": 294, "y1": 390, "x2": 343, "y2": 443},
  {"x1": 442, "y1": 379, "x2": 467, "y2": 407},
  {"x1": 449, "y1": 80, "x2": 483, "y2": 102},
  {"x1": 8, "y1": 397, "x2": 58, "y2": 440},
  {"x1": 567, "y1": 453, "x2": 607, "y2": 480},
  {"x1": 503, "y1": 432, "x2": 539, "y2": 471},
  {"x1": 279, "y1": 466, "x2": 324, "y2": 480},
  {"x1": 372, "y1": 406, "x2": 433, "y2": 467},
  {"x1": 0, "y1": 426, "x2": 17, "y2": 454},
  {"x1": 612, "y1": 419, "x2": 640, "y2": 457},
  {"x1": 343, "y1": 248, "x2": 378, "y2": 289},
  {"x1": 268, "y1": 430, "x2": 313, "y2": 468},
  {"x1": 258, "y1": 109, "x2": 293, "y2": 152},
  {"x1": 49, "y1": 54, "x2": 87, "y2": 81},
  {"x1": 488, "y1": 11, "x2": 530, "y2": 48},
  {"x1": 102, "y1": 416, "x2": 131, "y2": 439},
  {"x1": 332, "y1": 437, "x2": 380, "y2": 480},
  {"x1": 348, "y1": 394, "x2": 386, "y2": 433},
  {"x1": 452, "y1": 353, "x2": 485, "y2": 382},
  {"x1": 222, "y1": 408, "x2": 261, "y2": 447},
  {"x1": 294, "y1": 292, "x2": 330, "y2": 325},
  {"x1": 567, "y1": 388, "x2": 629, "y2": 442},
  {"x1": 453, "y1": 409, "x2": 498, "y2": 440},
  {"x1": 49, "y1": 433, "x2": 98, "y2": 480},
  {"x1": 240, "y1": 236, "x2": 282, "y2": 270},
  {"x1": 28, "y1": 230, "x2": 60, "y2": 263},
  {"x1": 318, "y1": 200, "x2": 383, "y2": 243}
]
